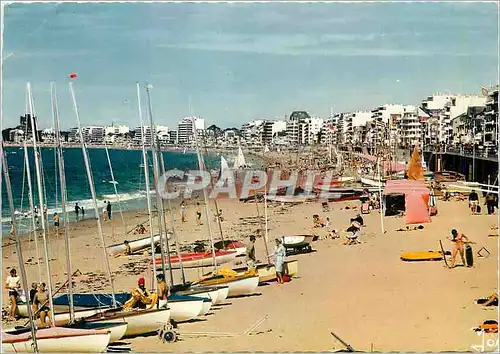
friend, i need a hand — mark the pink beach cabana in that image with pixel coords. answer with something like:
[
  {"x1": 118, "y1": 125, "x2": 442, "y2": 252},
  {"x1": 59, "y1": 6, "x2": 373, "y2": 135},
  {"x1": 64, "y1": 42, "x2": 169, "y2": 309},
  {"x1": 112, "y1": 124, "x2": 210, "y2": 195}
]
[{"x1": 382, "y1": 180, "x2": 431, "y2": 224}]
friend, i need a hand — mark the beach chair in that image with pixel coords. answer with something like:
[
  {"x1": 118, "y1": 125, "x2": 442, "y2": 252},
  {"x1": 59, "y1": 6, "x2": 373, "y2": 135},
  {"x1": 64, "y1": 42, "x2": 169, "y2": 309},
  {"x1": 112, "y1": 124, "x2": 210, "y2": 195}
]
[
  {"x1": 361, "y1": 202, "x2": 370, "y2": 214},
  {"x1": 343, "y1": 230, "x2": 361, "y2": 245}
]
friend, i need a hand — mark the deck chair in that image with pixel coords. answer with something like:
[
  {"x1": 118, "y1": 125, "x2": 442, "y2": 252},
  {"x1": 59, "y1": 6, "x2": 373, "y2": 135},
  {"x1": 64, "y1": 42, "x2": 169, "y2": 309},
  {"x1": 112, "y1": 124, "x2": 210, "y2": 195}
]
[
  {"x1": 322, "y1": 202, "x2": 330, "y2": 212},
  {"x1": 361, "y1": 203, "x2": 370, "y2": 214}
]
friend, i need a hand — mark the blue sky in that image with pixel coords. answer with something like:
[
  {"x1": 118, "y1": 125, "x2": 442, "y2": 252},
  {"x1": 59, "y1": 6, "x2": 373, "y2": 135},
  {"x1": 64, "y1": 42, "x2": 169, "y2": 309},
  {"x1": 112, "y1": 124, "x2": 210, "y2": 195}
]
[{"x1": 2, "y1": 2, "x2": 498, "y2": 130}]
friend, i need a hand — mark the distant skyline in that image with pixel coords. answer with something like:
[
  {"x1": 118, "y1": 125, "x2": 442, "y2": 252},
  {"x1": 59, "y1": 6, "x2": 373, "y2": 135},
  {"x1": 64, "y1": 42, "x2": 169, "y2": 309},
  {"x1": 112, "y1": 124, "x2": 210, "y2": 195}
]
[{"x1": 1, "y1": 2, "x2": 498, "y2": 130}]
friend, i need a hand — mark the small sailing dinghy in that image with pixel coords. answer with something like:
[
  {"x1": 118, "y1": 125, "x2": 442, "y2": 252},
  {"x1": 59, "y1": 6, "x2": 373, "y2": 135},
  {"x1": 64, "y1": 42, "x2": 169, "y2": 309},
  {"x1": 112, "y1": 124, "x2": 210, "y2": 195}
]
[
  {"x1": 195, "y1": 269, "x2": 260, "y2": 297},
  {"x1": 233, "y1": 260, "x2": 299, "y2": 283},
  {"x1": 53, "y1": 292, "x2": 205, "y2": 323},
  {"x1": 107, "y1": 234, "x2": 162, "y2": 256},
  {"x1": 281, "y1": 235, "x2": 314, "y2": 249},
  {"x1": 154, "y1": 249, "x2": 238, "y2": 269},
  {"x1": 2, "y1": 327, "x2": 111, "y2": 353}
]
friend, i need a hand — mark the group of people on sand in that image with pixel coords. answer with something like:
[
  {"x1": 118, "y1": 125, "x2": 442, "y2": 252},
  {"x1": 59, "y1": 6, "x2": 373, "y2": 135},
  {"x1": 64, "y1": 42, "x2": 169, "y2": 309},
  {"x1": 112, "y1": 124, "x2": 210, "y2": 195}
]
[
  {"x1": 312, "y1": 211, "x2": 364, "y2": 245},
  {"x1": 245, "y1": 235, "x2": 287, "y2": 284},
  {"x1": 468, "y1": 189, "x2": 498, "y2": 216},
  {"x1": 4, "y1": 268, "x2": 52, "y2": 327},
  {"x1": 124, "y1": 274, "x2": 169, "y2": 310}
]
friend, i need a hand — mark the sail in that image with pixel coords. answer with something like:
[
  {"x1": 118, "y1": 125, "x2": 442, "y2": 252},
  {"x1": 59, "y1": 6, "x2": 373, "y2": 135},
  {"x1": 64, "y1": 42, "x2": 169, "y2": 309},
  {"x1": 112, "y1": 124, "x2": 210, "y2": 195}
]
[
  {"x1": 220, "y1": 156, "x2": 229, "y2": 173},
  {"x1": 264, "y1": 145, "x2": 270, "y2": 153},
  {"x1": 233, "y1": 146, "x2": 246, "y2": 169},
  {"x1": 406, "y1": 146, "x2": 424, "y2": 181}
]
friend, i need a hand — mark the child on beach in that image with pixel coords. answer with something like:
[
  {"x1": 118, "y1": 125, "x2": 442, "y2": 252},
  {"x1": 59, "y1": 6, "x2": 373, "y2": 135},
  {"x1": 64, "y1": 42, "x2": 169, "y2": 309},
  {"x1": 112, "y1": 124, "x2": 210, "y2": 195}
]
[
  {"x1": 53, "y1": 213, "x2": 60, "y2": 234},
  {"x1": 180, "y1": 202, "x2": 186, "y2": 222},
  {"x1": 5, "y1": 268, "x2": 20, "y2": 321}
]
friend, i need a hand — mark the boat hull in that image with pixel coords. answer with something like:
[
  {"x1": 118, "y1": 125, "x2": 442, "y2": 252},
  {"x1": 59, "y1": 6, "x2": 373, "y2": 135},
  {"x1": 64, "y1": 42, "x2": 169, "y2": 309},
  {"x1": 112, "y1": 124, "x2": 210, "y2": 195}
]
[
  {"x1": 2, "y1": 327, "x2": 111, "y2": 353},
  {"x1": 233, "y1": 260, "x2": 298, "y2": 283},
  {"x1": 281, "y1": 235, "x2": 314, "y2": 249},
  {"x1": 107, "y1": 234, "x2": 161, "y2": 256},
  {"x1": 156, "y1": 250, "x2": 237, "y2": 269},
  {"x1": 84, "y1": 308, "x2": 171, "y2": 337},
  {"x1": 17, "y1": 304, "x2": 107, "y2": 325},
  {"x1": 198, "y1": 299, "x2": 212, "y2": 316},
  {"x1": 67, "y1": 322, "x2": 127, "y2": 343},
  {"x1": 197, "y1": 276, "x2": 259, "y2": 297},
  {"x1": 168, "y1": 299, "x2": 204, "y2": 322}
]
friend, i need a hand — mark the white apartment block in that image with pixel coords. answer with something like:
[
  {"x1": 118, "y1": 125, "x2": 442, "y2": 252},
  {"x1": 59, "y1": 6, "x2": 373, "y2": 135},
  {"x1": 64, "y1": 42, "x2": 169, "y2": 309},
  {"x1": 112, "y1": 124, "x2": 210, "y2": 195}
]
[
  {"x1": 262, "y1": 120, "x2": 287, "y2": 145},
  {"x1": 72, "y1": 126, "x2": 105, "y2": 144},
  {"x1": 105, "y1": 125, "x2": 130, "y2": 136},
  {"x1": 370, "y1": 104, "x2": 414, "y2": 146},
  {"x1": 178, "y1": 117, "x2": 205, "y2": 145},
  {"x1": 308, "y1": 117, "x2": 324, "y2": 145},
  {"x1": 133, "y1": 125, "x2": 168, "y2": 145},
  {"x1": 421, "y1": 94, "x2": 486, "y2": 144},
  {"x1": 241, "y1": 120, "x2": 264, "y2": 146}
]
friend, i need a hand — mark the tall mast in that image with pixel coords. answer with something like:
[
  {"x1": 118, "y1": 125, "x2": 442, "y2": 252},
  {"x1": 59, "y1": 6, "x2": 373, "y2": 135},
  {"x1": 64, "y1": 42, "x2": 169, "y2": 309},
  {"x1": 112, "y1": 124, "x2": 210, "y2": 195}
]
[
  {"x1": 192, "y1": 117, "x2": 218, "y2": 272},
  {"x1": 51, "y1": 82, "x2": 75, "y2": 322},
  {"x1": 69, "y1": 81, "x2": 117, "y2": 307},
  {"x1": 158, "y1": 152, "x2": 187, "y2": 284},
  {"x1": 104, "y1": 146, "x2": 126, "y2": 232},
  {"x1": 23, "y1": 88, "x2": 41, "y2": 282},
  {"x1": 136, "y1": 82, "x2": 157, "y2": 291},
  {"x1": 27, "y1": 82, "x2": 56, "y2": 325},
  {"x1": 1, "y1": 144, "x2": 39, "y2": 352},
  {"x1": 145, "y1": 84, "x2": 173, "y2": 285}
]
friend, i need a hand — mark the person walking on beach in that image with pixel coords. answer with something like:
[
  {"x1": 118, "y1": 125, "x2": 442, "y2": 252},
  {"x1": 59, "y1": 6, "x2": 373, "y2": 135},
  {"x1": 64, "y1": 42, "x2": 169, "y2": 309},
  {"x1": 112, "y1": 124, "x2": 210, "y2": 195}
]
[
  {"x1": 270, "y1": 239, "x2": 286, "y2": 284},
  {"x1": 53, "y1": 213, "x2": 60, "y2": 234},
  {"x1": 107, "y1": 201, "x2": 112, "y2": 220},
  {"x1": 74, "y1": 203, "x2": 80, "y2": 221},
  {"x1": 485, "y1": 193, "x2": 496, "y2": 215},
  {"x1": 81, "y1": 206, "x2": 85, "y2": 220},
  {"x1": 156, "y1": 274, "x2": 170, "y2": 309},
  {"x1": 5, "y1": 268, "x2": 21, "y2": 320},
  {"x1": 245, "y1": 235, "x2": 257, "y2": 270},
  {"x1": 9, "y1": 222, "x2": 15, "y2": 240},
  {"x1": 102, "y1": 203, "x2": 108, "y2": 221},
  {"x1": 195, "y1": 203, "x2": 202, "y2": 225},
  {"x1": 448, "y1": 229, "x2": 470, "y2": 268},
  {"x1": 180, "y1": 202, "x2": 186, "y2": 222},
  {"x1": 469, "y1": 190, "x2": 479, "y2": 214}
]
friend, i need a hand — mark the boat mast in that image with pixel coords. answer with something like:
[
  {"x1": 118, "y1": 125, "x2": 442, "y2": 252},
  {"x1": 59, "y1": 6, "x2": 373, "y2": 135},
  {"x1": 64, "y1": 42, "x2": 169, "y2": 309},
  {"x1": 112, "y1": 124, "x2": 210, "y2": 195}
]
[
  {"x1": 191, "y1": 117, "x2": 218, "y2": 272},
  {"x1": 23, "y1": 88, "x2": 42, "y2": 282},
  {"x1": 104, "y1": 146, "x2": 126, "y2": 232},
  {"x1": 136, "y1": 82, "x2": 158, "y2": 291},
  {"x1": 69, "y1": 82, "x2": 117, "y2": 307},
  {"x1": 27, "y1": 82, "x2": 56, "y2": 325},
  {"x1": 51, "y1": 83, "x2": 75, "y2": 323},
  {"x1": 1, "y1": 144, "x2": 39, "y2": 353},
  {"x1": 144, "y1": 84, "x2": 173, "y2": 285},
  {"x1": 158, "y1": 152, "x2": 187, "y2": 285}
]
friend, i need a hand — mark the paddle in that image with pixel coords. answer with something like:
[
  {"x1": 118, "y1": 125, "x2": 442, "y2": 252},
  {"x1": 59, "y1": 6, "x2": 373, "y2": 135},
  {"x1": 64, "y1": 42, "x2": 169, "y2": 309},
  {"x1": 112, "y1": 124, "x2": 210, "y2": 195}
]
[
  {"x1": 23, "y1": 269, "x2": 82, "y2": 327},
  {"x1": 330, "y1": 331, "x2": 355, "y2": 352}
]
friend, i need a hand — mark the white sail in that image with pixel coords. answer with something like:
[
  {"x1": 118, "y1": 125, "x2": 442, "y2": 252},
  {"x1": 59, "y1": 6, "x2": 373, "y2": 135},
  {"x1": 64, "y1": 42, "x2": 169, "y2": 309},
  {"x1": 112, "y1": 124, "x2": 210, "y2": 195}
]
[
  {"x1": 220, "y1": 156, "x2": 230, "y2": 173},
  {"x1": 264, "y1": 145, "x2": 270, "y2": 153},
  {"x1": 233, "y1": 146, "x2": 246, "y2": 169}
]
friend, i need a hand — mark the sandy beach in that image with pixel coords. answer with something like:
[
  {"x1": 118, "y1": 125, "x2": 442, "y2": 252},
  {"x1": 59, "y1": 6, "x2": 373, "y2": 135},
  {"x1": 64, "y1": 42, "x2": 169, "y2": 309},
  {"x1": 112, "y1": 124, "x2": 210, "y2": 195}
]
[{"x1": 2, "y1": 191, "x2": 498, "y2": 352}]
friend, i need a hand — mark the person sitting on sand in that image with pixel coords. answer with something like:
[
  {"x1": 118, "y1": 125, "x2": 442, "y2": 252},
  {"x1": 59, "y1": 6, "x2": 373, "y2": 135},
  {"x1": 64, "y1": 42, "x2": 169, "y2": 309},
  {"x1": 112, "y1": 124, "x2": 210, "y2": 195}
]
[
  {"x1": 313, "y1": 214, "x2": 325, "y2": 228},
  {"x1": 344, "y1": 219, "x2": 362, "y2": 245},
  {"x1": 330, "y1": 229, "x2": 340, "y2": 239},
  {"x1": 134, "y1": 224, "x2": 146, "y2": 235},
  {"x1": 124, "y1": 277, "x2": 158, "y2": 309},
  {"x1": 448, "y1": 229, "x2": 470, "y2": 268},
  {"x1": 477, "y1": 293, "x2": 499, "y2": 307},
  {"x1": 123, "y1": 240, "x2": 132, "y2": 255}
]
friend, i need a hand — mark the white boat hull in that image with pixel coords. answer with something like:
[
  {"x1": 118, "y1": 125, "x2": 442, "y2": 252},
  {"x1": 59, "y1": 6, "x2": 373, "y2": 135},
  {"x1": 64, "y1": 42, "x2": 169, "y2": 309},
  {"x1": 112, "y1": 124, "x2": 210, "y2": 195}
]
[
  {"x1": 214, "y1": 287, "x2": 229, "y2": 304},
  {"x1": 90, "y1": 309, "x2": 171, "y2": 337},
  {"x1": 281, "y1": 235, "x2": 314, "y2": 248},
  {"x1": 17, "y1": 304, "x2": 106, "y2": 325},
  {"x1": 169, "y1": 300, "x2": 203, "y2": 322},
  {"x1": 2, "y1": 328, "x2": 111, "y2": 353},
  {"x1": 198, "y1": 300, "x2": 212, "y2": 316},
  {"x1": 160, "y1": 252, "x2": 237, "y2": 269},
  {"x1": 227, "y1": 276, "x2": 260, "y2": 297},
  {"x1": 107, "y1": 234, "x2": 161, "y2": 256}
]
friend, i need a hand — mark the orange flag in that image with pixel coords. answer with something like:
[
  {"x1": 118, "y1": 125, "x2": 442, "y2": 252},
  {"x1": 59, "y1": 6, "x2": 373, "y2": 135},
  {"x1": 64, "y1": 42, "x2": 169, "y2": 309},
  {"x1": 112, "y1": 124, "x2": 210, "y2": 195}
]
[{"x1": 407, "y1": 146, "x2": 424, "y2": 181}]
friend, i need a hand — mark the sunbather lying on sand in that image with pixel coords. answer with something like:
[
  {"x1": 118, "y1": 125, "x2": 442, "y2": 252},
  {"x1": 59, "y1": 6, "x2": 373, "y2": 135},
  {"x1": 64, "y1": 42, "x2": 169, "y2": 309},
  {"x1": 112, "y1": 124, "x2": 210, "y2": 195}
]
[{"x1": 477, "y1": 293, "x2": 499, "y2": 306}]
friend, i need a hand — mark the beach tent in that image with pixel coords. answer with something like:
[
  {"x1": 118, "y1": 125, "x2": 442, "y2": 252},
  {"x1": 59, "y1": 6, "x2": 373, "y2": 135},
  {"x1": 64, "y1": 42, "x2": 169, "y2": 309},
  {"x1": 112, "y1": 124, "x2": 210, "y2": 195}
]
[{"x1": 383, "y1": 180, "x2": 431, "y2": 224}]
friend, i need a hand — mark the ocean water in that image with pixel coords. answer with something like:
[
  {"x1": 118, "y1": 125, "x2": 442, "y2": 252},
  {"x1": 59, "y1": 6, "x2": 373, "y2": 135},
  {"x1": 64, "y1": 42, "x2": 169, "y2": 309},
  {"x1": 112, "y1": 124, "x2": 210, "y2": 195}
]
[{"x1": 1, "y1": 146, "x2": 220, "y2": 236}]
